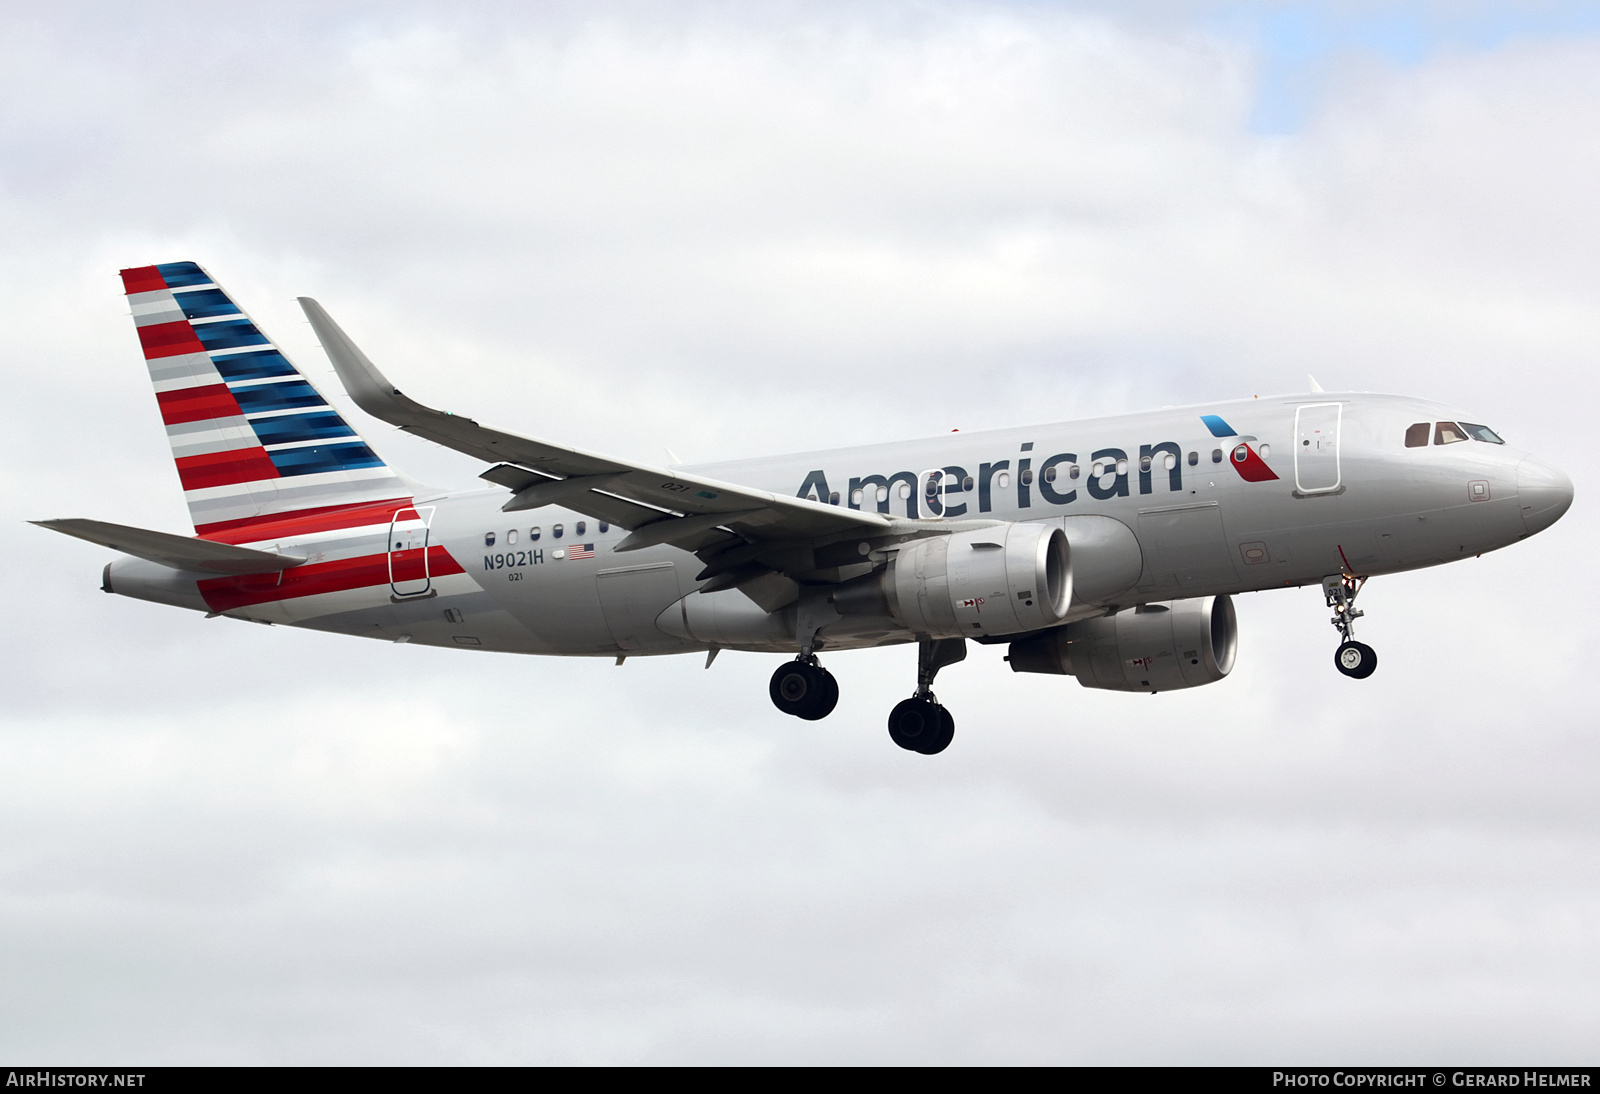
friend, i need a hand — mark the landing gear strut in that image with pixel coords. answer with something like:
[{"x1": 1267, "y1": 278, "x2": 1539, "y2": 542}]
[
  {"x1": 888, "y1": 638, "x2": 965, "y2": 754},
  {"x1": 1324, "y1": 573, "x2": 1377, "y2": 679},
  {"x1": 769, "y1": 656, "x2": 839, "y2": 721}
]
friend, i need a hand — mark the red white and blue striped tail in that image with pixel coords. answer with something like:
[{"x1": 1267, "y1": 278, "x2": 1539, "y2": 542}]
[{"x1": 120, "y1": 262, "x2": 411, "y2": 537}]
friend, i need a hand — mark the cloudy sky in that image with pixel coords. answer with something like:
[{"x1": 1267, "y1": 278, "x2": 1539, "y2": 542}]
[{"x1": 2, "y1": 0, "x2": 1597, "y2": 1064}]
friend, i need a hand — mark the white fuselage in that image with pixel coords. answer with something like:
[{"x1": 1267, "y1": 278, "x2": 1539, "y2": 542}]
[{"x1": 104, "y1": 392, "x2": 1568, "y2": 658}]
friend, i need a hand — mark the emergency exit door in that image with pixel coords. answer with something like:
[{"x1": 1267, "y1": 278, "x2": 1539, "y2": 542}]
[{"x1": 1294, "y1": 403, "x2": 1343, "y2": 494}]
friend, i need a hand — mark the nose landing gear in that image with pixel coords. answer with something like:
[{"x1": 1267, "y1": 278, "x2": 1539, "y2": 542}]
[
  {"x1": 769, "y1": 656, "x2": 839, "y2": 721},
  {"x1": 1324, "y1": 573, "x2": 1378, "y2": 679}
]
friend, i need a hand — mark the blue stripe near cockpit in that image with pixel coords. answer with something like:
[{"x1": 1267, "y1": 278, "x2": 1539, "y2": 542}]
[{"x1": 1200, "y1": 414, "x2": 1237, "y2": 437}]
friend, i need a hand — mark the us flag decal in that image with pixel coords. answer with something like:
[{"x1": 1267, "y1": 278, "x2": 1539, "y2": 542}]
[{"x1": 567, "y1": 543, "x2": 595, "y2": 560}]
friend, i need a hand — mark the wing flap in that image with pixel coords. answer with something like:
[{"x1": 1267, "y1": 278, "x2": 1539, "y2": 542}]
[{"x1": 32, "y1": 518, "x2": 306, "y2": 575}]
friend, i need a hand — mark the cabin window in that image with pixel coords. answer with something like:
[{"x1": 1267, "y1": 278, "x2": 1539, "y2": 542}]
[
  {"x1": 1404, "y1": 422, "x2": 1430, "y2": 447},
  {"x1": 1460, "y1": 422, "x2": 1505, "y2": 444},
  {"x1": 1043, "y1": 466, "x2": 1056, "y2": 483},
  {"x1": 1188, "y1": 451, "x2": 1198, "y2": 466},
  {"x1": 484, "y1": 532, "x2": 495, "y2": 547},
  {"x1": 829, "y1": 491, "x2": 840, "y2": 505},
  {"x1": 553, "y1": 524, "x2": 564, "y2": 539},
  {"x1": 996, "y1": 472, "x2": 1011, "y2": 489},
  {"x1": 575, "y1": 521, "x2": 586, "y2": 536},
  {"x1": 1139, "y1": 455, "x2": 1151, "y2": 473},
  {"x1": 1020, "y1": 469, "x2": 1034, "y2": 485},
  {"x1": 851, "y1": 488, "x2": 864, "y2": 505},
  {"x1": 507, "y1": 529, "x2": 518, "y2": 545},
  {"x1": 897, "y1": 482, "x2": 911, "y2": 500},
  {"x1": 962, "y1": 476, "x2": 975, "y2": 491},
  {"x1": 1435, "y1": 421, "x2": 1468, "y2": 445},
  {"x1": 1257, "y1": 444, "x2": 1270, "y2": 459},
  {"x1": 1115, "y1": 459, "x2": 1128, "y2": 476},
  {"x1": 1212, "y1": 449, "x2": 1223, "y2": 463},
  {"x1": 599, "y1": 521, "x2": 609, "y2": 533},
  {"x1": 529, "y1": 527, "x2": 541, "y2": 541},
  {"x1": 1233, "y1": 444, "x2": 1249, "y2": 462},
  {"x1": 1068, "y1": 464, "x2": 1080, "y2": 480}
]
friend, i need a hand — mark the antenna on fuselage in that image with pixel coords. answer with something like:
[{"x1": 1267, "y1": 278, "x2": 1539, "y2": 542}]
[{"x1": 1308, "y1": 375, "x2": 1326, "y2": 393}]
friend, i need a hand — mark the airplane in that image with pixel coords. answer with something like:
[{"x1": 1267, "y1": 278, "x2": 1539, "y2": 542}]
[{"x1": 34, "y1": 262, "x2": 1574, "y2": 755}]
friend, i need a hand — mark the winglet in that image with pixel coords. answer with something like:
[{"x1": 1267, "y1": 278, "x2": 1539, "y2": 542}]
[
  {"x1": 298, "y1": 297, "x2": 452, "y2": 431},
  {"x1": 1308, "y1": 374, "x2": 1326, "y2": 393}
]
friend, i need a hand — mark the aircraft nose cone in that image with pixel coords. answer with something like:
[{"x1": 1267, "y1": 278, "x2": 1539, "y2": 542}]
[{"x1": 1517, "y1": 457, "x2": 1574, "y2": 536}]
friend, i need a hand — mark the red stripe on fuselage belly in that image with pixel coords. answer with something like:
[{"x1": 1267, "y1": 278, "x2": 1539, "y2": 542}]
[
  {"x1": 158, "y1": 383, "x2": 242, "y2": 425},
  {"x1": 196, "y1": 497, "x2": 417, "y2": 542},
  {"x1": 197, "y1": 545, "x2": 466, "y2": 613},
  {"x1": 138, "y1": 320, "x2": 205, "y2": 358},
  {"x1": 175, "y1": 447, "x2": 281, "y2": 490}
]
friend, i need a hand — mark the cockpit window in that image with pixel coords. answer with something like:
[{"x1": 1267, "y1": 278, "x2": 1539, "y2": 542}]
[
  {"x1": 1434, "y1": 421, "x2": 1469, "y2": 445},
  {"x1": 1459, "y1": 422, "x2": 1505, "y2": 444},
  {"x1": 1404, "y1": 422, "x2": 1430, "y2": 448}
]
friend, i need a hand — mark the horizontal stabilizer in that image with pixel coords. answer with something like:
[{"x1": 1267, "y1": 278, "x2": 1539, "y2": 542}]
[{"x1": 31, "y1": 518, "x2": 306, "y2": 575}]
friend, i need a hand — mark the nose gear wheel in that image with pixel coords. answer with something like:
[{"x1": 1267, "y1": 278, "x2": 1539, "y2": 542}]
[
  {"x1": 1335, "y1": 640, "x2": 1378, "y2": 679},
  {"x1": 1323, "y1": 572, "x2": 1378, "y2": 680}
]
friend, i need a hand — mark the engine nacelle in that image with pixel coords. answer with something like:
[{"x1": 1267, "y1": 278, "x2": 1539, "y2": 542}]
[
  {"x1": 1007, "y1": 595, "x2": 1237, "y2": 692},
  {"x1": 836, "y1": 522, "x2": 1071, "y2": 639}
]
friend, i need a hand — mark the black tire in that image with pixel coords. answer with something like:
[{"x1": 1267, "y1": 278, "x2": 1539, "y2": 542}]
[
  {"x1": 770, "y1": 661, "x2": 829, "y2": 719},
  {"x1": 918, "y1": 705, "x2": 955, "y2": 755},
  {"x1": 888, "y1": 696, "x2": 951, "y2": 753},
  {"x1": 799, "y1": 669, "x2": 839, "y2": 721},
  {"x1": 1334, "y1": 640, "x2": 1378, "y2": 679}
]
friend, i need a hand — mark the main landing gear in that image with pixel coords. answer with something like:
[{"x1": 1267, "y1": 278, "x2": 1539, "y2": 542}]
[
  {"x1": 1324, "y1": 572, "x2": 1378, "y2": 680},
  {"x1": 768, "y1": 656, "x2": 839, "y2": 721},
  {"x1": 887, "y1": 638, "x2": 966, "y2": 755},
  {"x1": 766, "y1": 637, "x2": 968, "y2": 755}
]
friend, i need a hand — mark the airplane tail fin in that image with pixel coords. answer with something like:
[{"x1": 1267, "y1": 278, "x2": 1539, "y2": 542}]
[{"x1": 120, "y1": 262, "x2": 412, "y2": 537}]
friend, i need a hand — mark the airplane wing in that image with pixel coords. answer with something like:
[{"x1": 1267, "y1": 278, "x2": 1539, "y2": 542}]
[
  {"x1": 32, "y1": 518, "x2": 307, "y2": 575},
  {"x1": 298, "y1": 298, "x2": 894, "y2": 570}
]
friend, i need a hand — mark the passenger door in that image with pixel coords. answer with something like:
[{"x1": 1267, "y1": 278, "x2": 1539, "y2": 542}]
[{"x1": 1294, "y1": 403, "x2": 1343, "y2": 494}]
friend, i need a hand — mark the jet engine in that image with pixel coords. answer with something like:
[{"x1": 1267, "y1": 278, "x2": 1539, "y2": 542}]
[
  {"x1": 1007, "y1": 595, "x2": 1237, "y2": 692},
  {"x1": 834, "y1": 522, "x2": 1071, "y2": 639}
]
